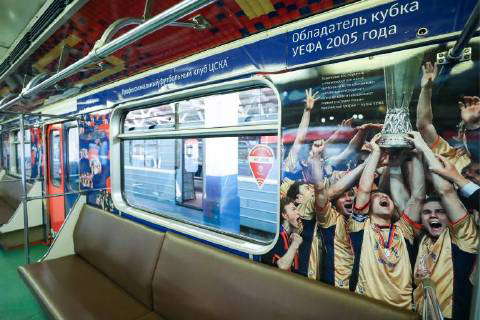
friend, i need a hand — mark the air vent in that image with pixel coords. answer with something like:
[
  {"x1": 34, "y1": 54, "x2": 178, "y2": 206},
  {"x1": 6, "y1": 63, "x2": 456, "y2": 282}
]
[
  {"x1": 30, "y1": 0, "x2": 69, "y2": 39},
  {"x1": 0, "y1": 61, "x2": 11, "y2": 75},
  {"x1": 10, "y1": 37, "x2": 31, "y2": 64},
  {"x1": 1, "y1": 0, "x2": 71, "y2": 80}
]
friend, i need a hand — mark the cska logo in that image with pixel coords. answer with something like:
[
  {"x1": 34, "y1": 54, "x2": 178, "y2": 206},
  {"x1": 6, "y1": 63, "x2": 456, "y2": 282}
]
[{"x1": 248, "y1": 144, "x2": 274, "y2": 189}]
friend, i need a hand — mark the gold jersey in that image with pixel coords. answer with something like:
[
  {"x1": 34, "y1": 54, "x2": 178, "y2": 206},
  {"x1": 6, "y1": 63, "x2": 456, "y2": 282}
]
[
  {"x1": 430, "y1": 135, "x2": 471, "y2": 172},
  {"x1": 349, "y1": 215, "x2": 417, "y2": 310},
  {"x1": 318, "y1": 202, "x2": 354, "y2": 289},
  {"x1": 414, "y1": 214, "x2": 479, "y2": 318}
]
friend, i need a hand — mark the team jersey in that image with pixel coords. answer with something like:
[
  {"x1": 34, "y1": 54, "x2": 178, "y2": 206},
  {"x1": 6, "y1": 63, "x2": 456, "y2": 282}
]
[
  {"x1": 317, "y1": 202, "x2": 354, "y2": 289},
  {"x1": 262, "y1": 226, "x2": 299, "y2": 272},
  {"x1": 299, "y1": 217, "x2": 321, "y2": 278},
  {"x1": 414, "y1": 214, "x2": 478, "y2": 319},
  {"x1": 430, "y1": 135, "x2": 471, "y2": 172},
  {"x1": 283, "y1": 148, "x2": 301, "y2": 174},
  {"x1": 298, "y1": 197, "x2": 315, "y2": 220},
  {"x1": 349, "y1": 214, "x2": 419, "y2": 310}
]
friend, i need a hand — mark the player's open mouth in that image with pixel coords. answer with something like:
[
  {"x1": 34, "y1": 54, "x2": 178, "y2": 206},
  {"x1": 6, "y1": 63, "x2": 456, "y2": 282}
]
[
  {"x1": 429, "y1": 221, "x2": 443, "y2": 231},
  {"x1": 380, "y1": 200, "x2": 389, "y2": 207},
  {"x1": 344, "y1": 203, "x2": 353, "y2": 209}
]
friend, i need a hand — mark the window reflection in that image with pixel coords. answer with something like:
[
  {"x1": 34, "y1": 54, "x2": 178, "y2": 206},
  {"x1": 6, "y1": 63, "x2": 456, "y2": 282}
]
[{"x1": 122, "y1": 135, "x2": 278, "y2": 243}]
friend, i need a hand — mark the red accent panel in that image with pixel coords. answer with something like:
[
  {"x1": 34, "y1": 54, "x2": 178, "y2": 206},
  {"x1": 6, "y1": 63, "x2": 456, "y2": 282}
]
[{"x1": 46, "y1": 124, "x2": 66, "y2": 233}]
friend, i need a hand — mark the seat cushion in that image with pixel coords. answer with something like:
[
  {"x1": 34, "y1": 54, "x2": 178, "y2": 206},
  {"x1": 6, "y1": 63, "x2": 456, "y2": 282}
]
[
  {"x1": 152, "y1": 232, "x2": 419, "y2": 320},
  {"x1": 18, "y1": 255, "x2": 152, "y2": 320},
  {"x1": 73, "y1": 205, "x2": 165, "y2": 308}
]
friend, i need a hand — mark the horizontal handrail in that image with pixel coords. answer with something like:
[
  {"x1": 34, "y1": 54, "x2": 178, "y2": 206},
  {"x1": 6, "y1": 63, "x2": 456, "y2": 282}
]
[{"x1": 0, "y1": 0, "x2": 216, "y2": 111}]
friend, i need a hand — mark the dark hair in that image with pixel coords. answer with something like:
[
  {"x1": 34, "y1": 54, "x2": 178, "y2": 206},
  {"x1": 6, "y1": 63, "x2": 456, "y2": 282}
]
[
  {"x1": 423, "y1": 194, "x2": 442, "y2": 205},
  {"x1": 286, "y1": 181, "x2": 302, "y2": 200},
  {"x1": 368, "y1": 191, "x2": 400, "y2": 222},
  {"x1": 280, "y1": 197, "x2": 295, "y2": 222}
]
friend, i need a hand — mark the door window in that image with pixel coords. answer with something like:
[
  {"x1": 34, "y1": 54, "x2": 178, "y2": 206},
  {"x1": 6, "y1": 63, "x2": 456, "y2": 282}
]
[{"x1": 50, "y1": 130, "x2": 61, "y2": 186}]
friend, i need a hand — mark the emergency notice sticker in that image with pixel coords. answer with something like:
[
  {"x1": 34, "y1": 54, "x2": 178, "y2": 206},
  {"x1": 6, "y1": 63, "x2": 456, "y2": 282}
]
[{"x1": 248, "y1": 144, "x2": 274, "y2": 189}]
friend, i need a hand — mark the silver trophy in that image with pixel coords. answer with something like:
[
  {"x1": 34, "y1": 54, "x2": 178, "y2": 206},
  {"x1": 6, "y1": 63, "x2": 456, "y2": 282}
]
[{"x1": 379, "y1": 55, "x2": 423, "y2": 149}]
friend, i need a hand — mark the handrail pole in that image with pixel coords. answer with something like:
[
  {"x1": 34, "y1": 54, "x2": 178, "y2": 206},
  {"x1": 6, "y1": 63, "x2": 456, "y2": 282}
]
[
  {"x1": 437, "y1": 2, "x2": 480, "y2": 80},
  {"x1": 471, "y1": 241, "x2": 480, "y2": 319},
  {"x1": 448, "y1": 1, "x2": 480, "y2": 61},
  {"x1": 42, "y1": 125, "x2": 50, "y2": 242},
  {"x1": 27, "y1": 187, "x2": 110, "y2": 201},
  {"x1": 19, "y1": 114, "x2": 30, "y2": 264},
  {"x1": 0, "y1": 0, "x2": 216, "y2": 111}
]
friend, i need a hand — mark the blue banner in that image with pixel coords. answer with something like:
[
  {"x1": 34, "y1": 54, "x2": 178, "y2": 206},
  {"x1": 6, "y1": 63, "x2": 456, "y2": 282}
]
[
  {"x1": 286, "y1": 0, "x2": 476, "y2": 67},
  {"x1": 77, "y1": 0, "x2": 476, "y2": 111}
]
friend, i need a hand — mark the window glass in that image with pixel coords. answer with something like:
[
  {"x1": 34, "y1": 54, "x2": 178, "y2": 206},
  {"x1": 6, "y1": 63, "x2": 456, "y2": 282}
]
[
  {"x1": 121, "y1": 86, "x2": 280, "y2": 244},
  {"x1": 67, "y1": 127, "x2": 79, "y2": 190},
  {"x1": 122, "y1": 135, "x2": 278, "y2": 243},
  {"x1": 123, "y1": 87, "x2": 278, "y2": 131},
  {"x1": 124, "y1": 104, "x2": 175, "y2": 131},
  {"x1": 50, "y1": 131, "x2": 61, "y2": 186},
  {"x1": 2, "y1": 133, "x2": 9, "y2": 170},
  {"x1": 14, "y1": 130, "x2": 31, "y2": 177}
]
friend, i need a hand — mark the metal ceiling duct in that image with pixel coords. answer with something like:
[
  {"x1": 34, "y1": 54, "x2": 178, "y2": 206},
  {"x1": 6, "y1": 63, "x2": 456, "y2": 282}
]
[{"x1": 0, "y1": 0, "x2": 216, "y2": 111}]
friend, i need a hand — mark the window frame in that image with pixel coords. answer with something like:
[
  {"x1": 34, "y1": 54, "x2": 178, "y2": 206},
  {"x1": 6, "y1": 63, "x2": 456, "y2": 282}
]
[
  {"x1": 110, "y1": 77, "x2": 281, "y2": 254},
  {"x1": 1, "y1": 132, "x2": 11, "y2": 172},
  {"x1": 65, "y1": 125, "x2": 80, "y2": 192},
  {"x1": 49, "y1": 129, "x2": 62, "y2": 187},
  {"x1": 12, "y1": 129, "x2": 31, "y2": 177}
]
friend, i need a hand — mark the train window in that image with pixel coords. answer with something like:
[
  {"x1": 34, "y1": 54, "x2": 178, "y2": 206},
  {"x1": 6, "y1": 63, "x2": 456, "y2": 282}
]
[
  {"x1": 124, "y1": 105, "x2": 175, "y2": 131},
  {"x1": 67, "y1": 127, "x2": 79, "y2": 190},
  {"x1": 50, "y1": 130, "x2": 61, "y2": 186},
  {"x1": 2, "y1": 133, "x2": 10, "y2": 170},
  {"x1": 123, "y1": 88, "x2": 278, "y2": 132},
  {"x1": 112, "y1": 81, "x2": 280, "y2": 250},
  {"x1": 122, "y1": 134, "x2": 279, "y2": 243},
  {"x1": 13, "y1": 130, "x2": 31, "y2": 177}
]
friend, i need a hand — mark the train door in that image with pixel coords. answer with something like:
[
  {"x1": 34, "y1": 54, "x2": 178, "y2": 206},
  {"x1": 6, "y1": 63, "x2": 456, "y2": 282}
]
[
  {"x1": 46, "y1": 123, "x2": 65, "y2": 233},
  {"x1": 177, "y1": 138, "x2": 203, "y2": 210},
  {"x1": 64, "y1": 122, "x2": 79, "y2": 213}
]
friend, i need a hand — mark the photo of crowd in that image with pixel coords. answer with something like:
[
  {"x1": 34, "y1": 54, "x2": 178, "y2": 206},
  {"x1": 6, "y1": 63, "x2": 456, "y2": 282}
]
[
  {"x1": 262, "y1": 39, "x2": 480, "y2": 319},
  {"x1": 79, "y1": 112, "x2": 113, "y2": 210}
]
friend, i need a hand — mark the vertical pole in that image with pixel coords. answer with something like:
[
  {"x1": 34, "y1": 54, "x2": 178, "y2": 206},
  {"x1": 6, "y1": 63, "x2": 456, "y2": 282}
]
[
  {"x1": 470, "y1": 241, "x2": 480, "y2": 319},
  {"x1": 19, "y1": 114, "x2": 30, "y2": 264},
  {"x1": 42, "y1": 125, "x2": 50, "y2": 242}
]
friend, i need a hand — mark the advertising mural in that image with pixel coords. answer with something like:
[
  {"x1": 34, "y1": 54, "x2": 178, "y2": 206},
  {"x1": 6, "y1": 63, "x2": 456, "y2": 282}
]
[
  {"x1": 78, "y1": 112, "x2": 114, "y2": 211},
  {"x1": 29, "y1": 128, "x2": 42, "y2": 180},
  {"x1": 263, "y1": 37, "x2": 480, "y2": 319}
]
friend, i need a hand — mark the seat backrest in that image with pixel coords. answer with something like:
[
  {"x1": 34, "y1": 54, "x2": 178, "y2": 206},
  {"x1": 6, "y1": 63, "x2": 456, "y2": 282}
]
[
  {"x1": 152, "y1": 232, "x2": 419, "y2": 320},
  {"x1": 0, "y1": 179, "x2": 32, "y2": 209},
  {"x1": 73, "y1": 205, "x2": 165, "y2": 309}
]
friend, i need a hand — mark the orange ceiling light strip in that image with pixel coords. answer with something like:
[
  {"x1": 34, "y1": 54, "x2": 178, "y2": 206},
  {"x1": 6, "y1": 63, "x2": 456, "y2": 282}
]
[
  {"x1": 235, "y1": 0, "x2": 274, "y2": 19},
  {"x1": 33, "y1": 34, "x2": 82, "y2": 72}
]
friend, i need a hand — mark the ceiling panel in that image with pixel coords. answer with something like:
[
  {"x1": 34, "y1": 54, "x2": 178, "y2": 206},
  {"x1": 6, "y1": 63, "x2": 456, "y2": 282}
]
[
  {"x1": 0, "y1": 0, "x2": 361, "y2": 112},
  {"x1": 0, "y1": 0, "x2": 48, "y2": 47}
]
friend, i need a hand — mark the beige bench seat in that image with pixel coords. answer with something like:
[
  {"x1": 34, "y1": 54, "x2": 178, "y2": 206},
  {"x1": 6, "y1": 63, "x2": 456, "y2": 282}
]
[
  {"x1": 0, "y1": 177, "x2": 32, "y2": 225},
  {"x1": 19, "y1": 204, "x2": 420, "y2": 320},
  {"x1": 19, "y1": 255, "x2": 160, "y2": 320}
]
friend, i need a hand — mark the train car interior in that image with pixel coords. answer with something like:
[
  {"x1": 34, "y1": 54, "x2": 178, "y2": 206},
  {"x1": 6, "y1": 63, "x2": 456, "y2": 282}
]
[{"x1": 0, "y1": 0, "x2": 478, "y2": 319}]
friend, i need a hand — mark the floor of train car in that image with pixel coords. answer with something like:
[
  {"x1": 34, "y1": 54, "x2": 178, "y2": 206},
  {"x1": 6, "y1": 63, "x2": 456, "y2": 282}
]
[{"x1": 0, "y1": 245, "x2": 49, "y2": 320}]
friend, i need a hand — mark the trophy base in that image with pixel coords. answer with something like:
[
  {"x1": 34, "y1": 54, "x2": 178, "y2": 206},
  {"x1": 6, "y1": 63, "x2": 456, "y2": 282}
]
[{"x1": 378, "y1": 134, "x2": 413, "y2": 149}]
